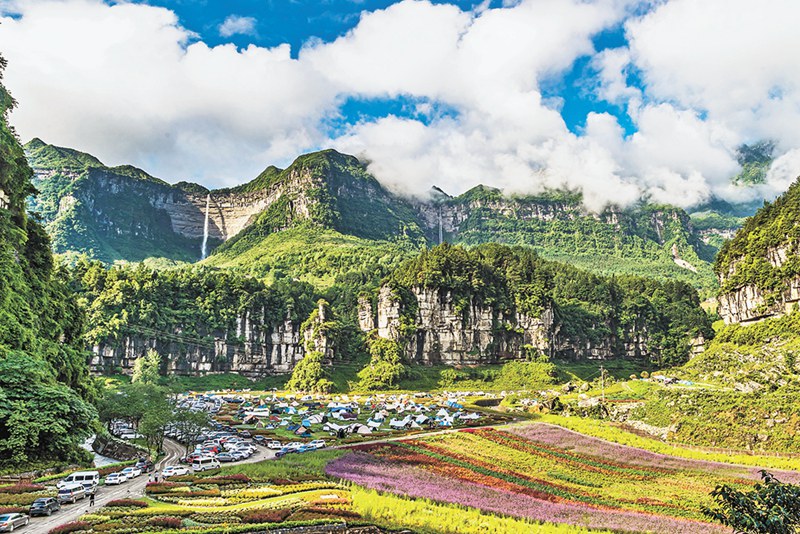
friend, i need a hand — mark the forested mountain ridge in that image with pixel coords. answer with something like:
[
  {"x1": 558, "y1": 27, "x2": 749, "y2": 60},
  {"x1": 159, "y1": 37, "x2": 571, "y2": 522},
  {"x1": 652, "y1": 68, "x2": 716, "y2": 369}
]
[
  {"x1": 28, "y1": 139, "x2": 733, "y2": 293},
  {"x1": 419, "y1": 185, "x2": 719, "y2": 293},
  {"x1": 0, "y1": 62, "x2": 97, "y2": 468}
]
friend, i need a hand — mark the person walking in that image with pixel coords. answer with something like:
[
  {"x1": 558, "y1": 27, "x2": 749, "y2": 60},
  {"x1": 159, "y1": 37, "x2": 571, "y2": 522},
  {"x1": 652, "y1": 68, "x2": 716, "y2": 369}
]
[{"x1": 89, "y1": 491, "x2": 95, "y2": 507}]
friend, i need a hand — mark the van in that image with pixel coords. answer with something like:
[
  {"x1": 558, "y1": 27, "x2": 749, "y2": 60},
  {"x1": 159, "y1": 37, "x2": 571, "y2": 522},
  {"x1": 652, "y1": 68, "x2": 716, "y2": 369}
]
[
  {"x1": 191, "y1": 457, "x2": 220, "y2": 472},
  {"x1": 57, "y1": 471, "x2": 100, "y2": 491},
  {"x1": 57, "y1": 483, "x2": 86, "y2": 504}
]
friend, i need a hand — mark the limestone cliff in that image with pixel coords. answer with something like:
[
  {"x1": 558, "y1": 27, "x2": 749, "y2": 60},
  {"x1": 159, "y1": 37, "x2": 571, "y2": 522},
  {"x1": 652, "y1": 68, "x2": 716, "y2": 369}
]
[
  {"x1": 361, "y1": 284, "x2": 657, "y2": 364},
  {"x1": 715, "y1": 178, "x2": 800, "y2": 324},
  {"x1": 91, "y1": 302, "x2": 334, "y2": 378}
]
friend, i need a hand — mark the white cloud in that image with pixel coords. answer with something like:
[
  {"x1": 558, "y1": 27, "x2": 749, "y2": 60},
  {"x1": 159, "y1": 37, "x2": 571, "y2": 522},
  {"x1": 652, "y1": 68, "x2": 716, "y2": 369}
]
[
  {"x1": 218, "y1": 15, "x2": 257, "y2": 38},
  {"x1": 0, "y1": 0, "x2": 799, "y2": 210}
]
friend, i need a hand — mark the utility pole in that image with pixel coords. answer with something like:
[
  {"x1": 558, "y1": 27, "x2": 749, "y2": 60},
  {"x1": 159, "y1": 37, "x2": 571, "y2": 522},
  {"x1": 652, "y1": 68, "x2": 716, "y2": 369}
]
[{"x1": 600, "y1": 365, "x2": 606, "y2": 403}]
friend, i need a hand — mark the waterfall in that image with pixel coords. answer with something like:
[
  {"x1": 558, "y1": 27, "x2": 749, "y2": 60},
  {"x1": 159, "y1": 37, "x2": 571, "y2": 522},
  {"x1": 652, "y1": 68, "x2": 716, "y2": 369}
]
[
  {"x1": 438, "y1": 207, "x2": 443, "y2": 245},
  {"x1": 201, "y1": 194, "x2": 210, "y2": 259}
]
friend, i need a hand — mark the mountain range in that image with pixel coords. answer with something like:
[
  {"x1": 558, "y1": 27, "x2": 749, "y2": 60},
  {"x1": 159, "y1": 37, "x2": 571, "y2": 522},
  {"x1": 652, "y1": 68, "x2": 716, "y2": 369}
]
[{"x1": 26, "y1": 138, "x2": 766, "y2": 295}]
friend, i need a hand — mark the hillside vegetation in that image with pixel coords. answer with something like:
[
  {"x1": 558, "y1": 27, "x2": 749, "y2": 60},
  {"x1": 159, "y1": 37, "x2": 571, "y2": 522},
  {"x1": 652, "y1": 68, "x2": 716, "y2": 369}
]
[{"x1": 0, "y1": 61, "x2": 97, "y2": 469}]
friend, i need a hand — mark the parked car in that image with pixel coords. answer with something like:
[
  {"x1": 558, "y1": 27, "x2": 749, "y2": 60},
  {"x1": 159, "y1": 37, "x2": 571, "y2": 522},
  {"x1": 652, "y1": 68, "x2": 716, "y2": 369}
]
[
  {"x1": 238, "y1": 430, "x2": 251, "y2": 438},
  {"x1": 267, "y1": 440, "x2": 283, "y2": 450},
  {"x1": 29, "y1": 497, "x2": 60, "y2": 517},
  {"x1": 57, "y1": 483, "x2": 86, "y2": 504},
  {"x1": 121, "y1": 466, "x2": 142, "y2": 479},
  {"x1": 104, "y1": 472, "x2": 128, "y2": 485},
  {"x1": 275, "y1": 447, "x2": 293, "y2": 458},
  {"x1": 0, "y1": 513, "x2": 28, "y2": 532},
  {"x1": 309, "y1": 439, "x2": 326, "y2": 449},
  {"x1": 286, "y1": 442, "x2": 303, "y2": 451},
  {"x1": 162, "y1": 465, "x2": 190, "y2": 478},
  {"x1": 192, "y1": 457, "x2": 221, "y2": 472},
  {"x1": 252, "y1": 435, "x2": 266, "y2": 444},
  {"x1": 216, "y1": 453, "x2": 235, "y2": 462},
  {"x1": 135, "y1": 459, "x2": 154, "y2": 473},
  {"x1": 57, "y1": 471, "x2": 99, "y2": 490}
]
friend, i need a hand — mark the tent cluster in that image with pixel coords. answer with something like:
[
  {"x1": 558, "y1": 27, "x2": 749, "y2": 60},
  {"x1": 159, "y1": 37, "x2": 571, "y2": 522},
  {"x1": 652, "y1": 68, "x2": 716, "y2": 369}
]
[{"x1": 233, "y1": 393, "x2": 483, "y2": 438}]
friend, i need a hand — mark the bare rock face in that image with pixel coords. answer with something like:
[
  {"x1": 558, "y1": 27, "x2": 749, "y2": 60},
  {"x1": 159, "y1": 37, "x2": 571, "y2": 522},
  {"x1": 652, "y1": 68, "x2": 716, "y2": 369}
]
[
  {"x1": 91, "y1": 304, "x2": 335, "y2": 378},
  {"x1": 717, "y1": 244, "x2": 800, "y2": 324},
  {"x1": 363, "y1": 284, "x2": 662, "y2": 363},
  {"x1": 366, "y1": 285, "x2": 551, "y2": 365}
]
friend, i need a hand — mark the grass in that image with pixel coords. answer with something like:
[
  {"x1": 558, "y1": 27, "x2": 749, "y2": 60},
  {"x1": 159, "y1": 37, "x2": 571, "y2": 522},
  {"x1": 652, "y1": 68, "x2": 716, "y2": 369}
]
[{"x1": 217, "y1": 450, "x2": 346, "y2": 481}]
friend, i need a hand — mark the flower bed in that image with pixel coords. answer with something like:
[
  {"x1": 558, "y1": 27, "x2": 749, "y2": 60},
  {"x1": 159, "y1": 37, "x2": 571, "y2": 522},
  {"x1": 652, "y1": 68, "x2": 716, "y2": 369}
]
[
  {"x1": 105, "y1": 499, "x2": 149, "y2": 508},
  {"x1": 326, "y1": 426, "x2": 764, "y2": 534},
  {"x1": 48, "y1": 521, "x2": 91, "y2": 534}
]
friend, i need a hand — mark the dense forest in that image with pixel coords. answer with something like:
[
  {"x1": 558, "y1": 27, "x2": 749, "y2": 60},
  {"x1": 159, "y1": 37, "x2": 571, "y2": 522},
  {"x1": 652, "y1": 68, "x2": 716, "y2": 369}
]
[{"x1": 0, "y1": 58, "x2": 97, "y2": 469}]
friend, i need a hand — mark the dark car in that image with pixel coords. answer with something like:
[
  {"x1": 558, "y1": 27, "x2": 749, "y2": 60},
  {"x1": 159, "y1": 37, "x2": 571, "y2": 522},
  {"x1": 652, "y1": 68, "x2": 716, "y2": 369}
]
[
  {"x1": 135, "y1": 459, "x2": 155, "y2": 473},
  {"x1": 252, "y1": 435, "x2": 266, "y2": 444},
  {"x1": 238, "y1": 430, "x2": 251, "y2": 438},
  {"x1": 29, "y1": 497, "x2": 60, "y2": 517}
]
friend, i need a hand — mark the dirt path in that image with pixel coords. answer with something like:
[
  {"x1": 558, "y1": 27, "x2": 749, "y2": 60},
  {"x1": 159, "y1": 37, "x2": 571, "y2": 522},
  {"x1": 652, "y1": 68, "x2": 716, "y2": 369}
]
[{"x1": 27, "y1": 439, "x2": 271, "y2": 534}]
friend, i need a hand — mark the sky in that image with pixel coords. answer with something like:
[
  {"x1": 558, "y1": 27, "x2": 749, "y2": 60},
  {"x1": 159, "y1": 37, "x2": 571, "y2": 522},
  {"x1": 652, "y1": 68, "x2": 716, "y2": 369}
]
[{"x1": 1, "y1": 0, "x2": 799, "y2": 211}]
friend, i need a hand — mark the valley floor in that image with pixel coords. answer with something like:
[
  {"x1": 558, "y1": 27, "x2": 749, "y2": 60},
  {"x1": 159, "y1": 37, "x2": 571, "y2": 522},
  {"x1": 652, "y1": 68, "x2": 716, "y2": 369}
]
[{"x1": 12, "y1": 418, "x2": 798, "y2": 534}]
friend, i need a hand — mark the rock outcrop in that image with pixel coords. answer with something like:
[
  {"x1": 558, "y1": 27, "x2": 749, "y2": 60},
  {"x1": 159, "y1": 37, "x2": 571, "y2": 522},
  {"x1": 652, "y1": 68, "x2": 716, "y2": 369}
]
[
  {"x1": 91, "y1": 305, "x2": 333, "y2": 378},
  {"x1": 717, "y1": 243, "x2": 800, "y2": 324},
  {"x1": 361, "y1": 285, "x2": 659, "y2": 364}
]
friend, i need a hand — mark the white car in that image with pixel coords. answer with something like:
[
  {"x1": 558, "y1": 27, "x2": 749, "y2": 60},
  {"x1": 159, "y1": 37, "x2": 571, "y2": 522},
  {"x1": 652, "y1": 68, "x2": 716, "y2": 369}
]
[
  {"x1": 286, "y1": 442, "x2": 303, "y2": 451},
  {"x1": 267, "y1": 441, "x2": 282, "y2": 450},
  {"x1": 309, "y1": 439, "x2": 326, "y2": 449},
  {"x1": 162, "y1": 465, "x2": 190, "y2": 478},
  {"x1": 104, "y1": 472, "x2": 128, "y2": 485},
  {"x1": 121, "y1": 466, "x2": 142, "y2": 479}
]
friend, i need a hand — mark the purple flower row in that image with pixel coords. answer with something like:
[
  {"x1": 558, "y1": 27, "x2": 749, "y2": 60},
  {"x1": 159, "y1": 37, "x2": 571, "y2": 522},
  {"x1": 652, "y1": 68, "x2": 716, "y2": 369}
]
[
  {"x1": 327, "y1": 452, "x2": 727, "y2": 534},
  {"x1": 509, "y1": 423, "x2": 800, "y2": 484}
]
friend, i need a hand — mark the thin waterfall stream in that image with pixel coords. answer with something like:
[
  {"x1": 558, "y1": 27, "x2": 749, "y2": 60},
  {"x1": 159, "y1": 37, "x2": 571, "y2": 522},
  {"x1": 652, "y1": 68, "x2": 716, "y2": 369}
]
[{"x1": 201, "y1": 193, "x2": 210, "y2": 259}]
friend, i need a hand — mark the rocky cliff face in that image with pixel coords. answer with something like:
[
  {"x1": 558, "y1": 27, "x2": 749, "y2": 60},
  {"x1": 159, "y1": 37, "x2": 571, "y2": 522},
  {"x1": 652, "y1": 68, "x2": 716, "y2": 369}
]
[
  {"x1": 360, "y1": 285, "x2": 657, "y2": 364},
  {"x1": 91, "y1": 303, "x2": 333, "y2": 378},
  {"x1": 717, "y1": 243, "x2": 800, "y2": 324}
]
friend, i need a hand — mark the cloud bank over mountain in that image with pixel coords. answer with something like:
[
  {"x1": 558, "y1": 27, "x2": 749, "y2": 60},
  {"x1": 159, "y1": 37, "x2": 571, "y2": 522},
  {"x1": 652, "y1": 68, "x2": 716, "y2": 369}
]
[{"x1": 1, "y1": 0, "x2": 798, "y2": 210}]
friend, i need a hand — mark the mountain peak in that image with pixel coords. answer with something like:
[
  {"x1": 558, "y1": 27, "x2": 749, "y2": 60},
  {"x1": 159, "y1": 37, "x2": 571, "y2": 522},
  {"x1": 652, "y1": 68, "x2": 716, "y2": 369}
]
[{"x1": 24, "y1": 138, "x2": 104, "y2": 171}]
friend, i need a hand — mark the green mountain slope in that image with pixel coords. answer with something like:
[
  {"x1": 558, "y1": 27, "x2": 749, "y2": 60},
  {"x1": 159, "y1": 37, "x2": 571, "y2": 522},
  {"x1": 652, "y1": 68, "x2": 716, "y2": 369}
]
[
  {"x1": 426, "y1": 186, "x2": 719, "y2": 294},
  {"x1": 26, "y1": 139, "x2": 201, "y2": 263},
  {"x1": 0, "y1": 64, "x2": 97, "y2": 469}
]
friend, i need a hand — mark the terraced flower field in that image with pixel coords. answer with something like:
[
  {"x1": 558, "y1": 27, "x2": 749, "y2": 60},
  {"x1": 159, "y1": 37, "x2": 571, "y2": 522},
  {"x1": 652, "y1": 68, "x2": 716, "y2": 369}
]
[{"x1": 326, "y1": 423, "x2": 800, "y2": 533}]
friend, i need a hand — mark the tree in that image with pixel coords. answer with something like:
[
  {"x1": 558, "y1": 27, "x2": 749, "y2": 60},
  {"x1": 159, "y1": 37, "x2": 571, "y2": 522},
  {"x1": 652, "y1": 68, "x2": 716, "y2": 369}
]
[
  {"x1": 703, "y1": 470, "x2": 800, "y2": 534},
  {"x1": 139, "y1": 397, "x2": 172, "y2": 454},
  {"x1": 357, "y1": 337, "x2": 406, "y2": 391},
  {"x1": 132, "y1": 349, "x2": 161, "y2": 385},
  {"x1": 172, "y1": 408, "x2": 210, "y2": 455},
  {"x1": 286, "y1": 351, "x2": 333, "y2": 393}
]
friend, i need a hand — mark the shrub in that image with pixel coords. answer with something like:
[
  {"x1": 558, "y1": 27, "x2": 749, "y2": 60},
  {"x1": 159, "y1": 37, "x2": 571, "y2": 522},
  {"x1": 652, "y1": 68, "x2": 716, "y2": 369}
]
[
  {"x1": 48, "y1": 521, "x2": 91, "y2": 534},
  {"x1": 201, "y1": 474, "x2": 251, "y2": 485},
  {"x1": 0, "y1": 506, "x2": 25, "y2": 514},
  {"x1": 148, "y1": 516, "x2": 183, "y2": 528},
  {"x1": 92, "y1": 522, "x2": 124, "y2": 532},
  {"x1": 145, "y1": 482, "x2": 189, "y2": 494},
  {"x1": 0, "y1": 483, "x2": 46, "y2": 494},
  {"x1": 240, "y1": 508, "x2": 293, "y2": 523},
  {"x1": 105, "y1": 499, "x2": 148, "y2": 508}
]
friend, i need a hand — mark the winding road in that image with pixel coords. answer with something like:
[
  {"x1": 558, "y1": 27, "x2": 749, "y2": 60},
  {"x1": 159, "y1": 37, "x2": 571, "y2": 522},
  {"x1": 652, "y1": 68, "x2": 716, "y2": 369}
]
[{"x1": 27, "y1": 439, "x2": 271, "y2": 534}]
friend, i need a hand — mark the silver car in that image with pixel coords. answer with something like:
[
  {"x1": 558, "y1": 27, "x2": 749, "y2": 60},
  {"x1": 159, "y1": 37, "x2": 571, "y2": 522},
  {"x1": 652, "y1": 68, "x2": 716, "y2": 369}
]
[{"x1": 0, "y1": 513, "x2": 29, "y2": 532}]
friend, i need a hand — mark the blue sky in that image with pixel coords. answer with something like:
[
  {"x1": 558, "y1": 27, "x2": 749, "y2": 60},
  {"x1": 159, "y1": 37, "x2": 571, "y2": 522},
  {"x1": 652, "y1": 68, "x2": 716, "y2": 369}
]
[{"x1": 1, "y1": 0, "x2": 799, "y2": 209}]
